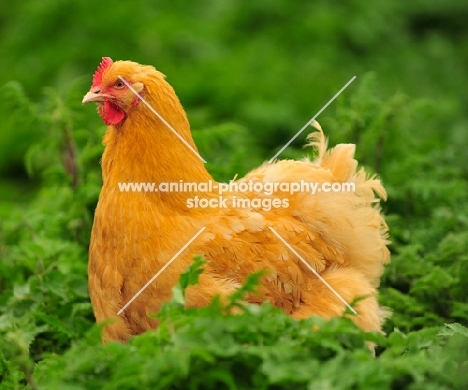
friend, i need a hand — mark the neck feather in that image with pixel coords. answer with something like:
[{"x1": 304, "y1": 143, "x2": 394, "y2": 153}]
[{"x1": 100, "y1": 81, "x2": 212, "y2": 189}]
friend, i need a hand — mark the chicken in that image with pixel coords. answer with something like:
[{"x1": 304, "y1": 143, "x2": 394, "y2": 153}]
[{"x1": 82, "y1": 57, "x2": 390, "y2": 343}]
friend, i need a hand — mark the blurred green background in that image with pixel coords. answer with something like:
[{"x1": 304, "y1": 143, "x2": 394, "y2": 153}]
[
  {"x1": 1, "y1": 2, "x2": 468, "y2": 387},
  {"x1": 1, "y1": 0, "x2": 467, "y2": 205}
]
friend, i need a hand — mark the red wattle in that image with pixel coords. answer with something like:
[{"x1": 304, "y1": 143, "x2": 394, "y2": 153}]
[{"x1": 100, "y1": 101, "x2": 125, "y2": 125}]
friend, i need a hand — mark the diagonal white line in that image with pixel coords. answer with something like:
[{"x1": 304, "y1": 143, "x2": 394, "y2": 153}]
[
  {"x1": 268, "y1": 227, "x2": 357, "y2": 315},
  {"x1": 269, "y1": 76, "x2": 356, "y2": 163},
  {"x1": 117, "y1": 226, "x2": 206, "y2": 315},
  {"x1": 118, "y1": 76, "x2": 207, "y2": 164}
]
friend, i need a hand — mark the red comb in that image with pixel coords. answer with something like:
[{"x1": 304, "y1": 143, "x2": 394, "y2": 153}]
[{"x1": 92, "y1": 57, "x2": 114, "y2": 87}]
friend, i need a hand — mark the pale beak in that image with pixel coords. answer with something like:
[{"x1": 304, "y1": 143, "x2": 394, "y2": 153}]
[{"x1": 82, "y1": 89, "x2": 104, "y2": 104}]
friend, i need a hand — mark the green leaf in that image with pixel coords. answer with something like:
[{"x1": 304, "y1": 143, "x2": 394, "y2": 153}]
[
  {"x1": 439, "y1": 323, "x2": 468, "y2": 338},
  {"x1": 171, "y1": 256, "x2": 207, "y2": 306}
]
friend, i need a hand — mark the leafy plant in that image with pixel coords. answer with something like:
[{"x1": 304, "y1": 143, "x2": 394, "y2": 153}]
[
  {"x1": 1, "y1": 1, "x2": 468, "y2": 388},
  {"x1": 31, "y1": 260, "x2": 468, "y2": 389}
]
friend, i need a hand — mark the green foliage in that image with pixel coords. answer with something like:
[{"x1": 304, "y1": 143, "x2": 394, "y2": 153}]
[
  {"x1": 1, "y1": 0, "x2": 468, "y2": 177},
  {"x1": 171, "y1": 256, "x2": 206, "y2": 305},
  {"x1": 30, "y1": 274, "x2": 468, "y2": 389},
  {"x1": 1, "y1": 1, "x2": 468, "y2": 389}
]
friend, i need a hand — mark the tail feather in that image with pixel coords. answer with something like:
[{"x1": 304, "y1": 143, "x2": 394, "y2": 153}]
[
  {"x1": 305, "y1": 124, "x2": 328, "y2": 164},
  {"x1": 307, "y1": 128, "x2": 386, "y2": 202},
  {"x1": 322, "y1": 144, "x2": 358, "y2": 182},
  {"x1": 354, "y1": 168, "x2": 387, "y2": 202},
  {"x1": 306, "y1": 127, "x2": 357, "y2": 182}
]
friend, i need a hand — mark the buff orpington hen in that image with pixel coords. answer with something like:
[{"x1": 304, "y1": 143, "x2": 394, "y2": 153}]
[{"x1": 82, "y1": 57, "x2": 390, "y2": 343}]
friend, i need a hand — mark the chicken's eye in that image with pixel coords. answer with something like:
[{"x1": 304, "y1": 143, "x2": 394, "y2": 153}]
[{"x1": 114, "y1": 81, "x2": 125, "y2": 89}]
